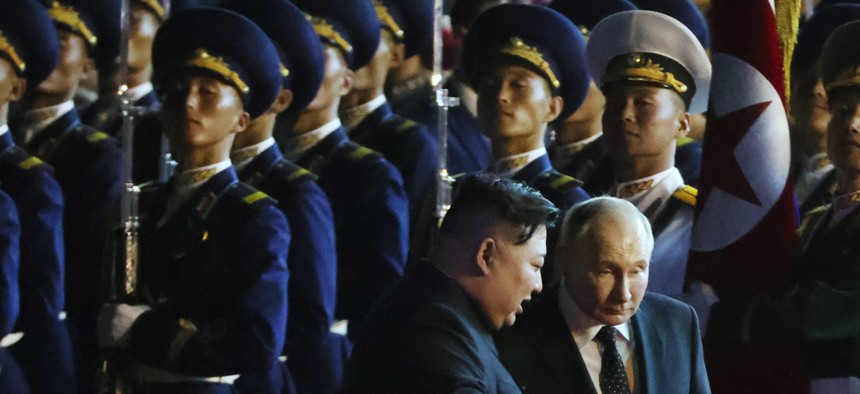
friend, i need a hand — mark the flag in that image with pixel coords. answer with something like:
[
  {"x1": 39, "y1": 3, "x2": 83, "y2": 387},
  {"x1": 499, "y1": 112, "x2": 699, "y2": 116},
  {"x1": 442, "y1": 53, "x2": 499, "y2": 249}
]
[
  {"x1": 686, "y1": 0, "x2": 798, "y2": 295},
  {"x1": 686, "y1": 1, "x2": 809, "y2": 392}
]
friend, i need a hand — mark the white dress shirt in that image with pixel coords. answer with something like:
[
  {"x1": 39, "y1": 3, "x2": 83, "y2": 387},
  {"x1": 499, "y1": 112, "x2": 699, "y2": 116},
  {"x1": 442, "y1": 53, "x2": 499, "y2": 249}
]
[{"x1": 558, "y1": 280, "x2": 636, "y2": 393}]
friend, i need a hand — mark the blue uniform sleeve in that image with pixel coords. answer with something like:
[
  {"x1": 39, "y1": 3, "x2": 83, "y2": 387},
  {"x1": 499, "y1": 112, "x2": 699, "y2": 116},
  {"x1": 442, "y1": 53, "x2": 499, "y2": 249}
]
[
  {"x1": 15, "y1": 169, "x2": 65, "y2": 328},
  {"x1": 338, "y1": 159, "x2": 408, "y2": 331},
  {"x1": 0, "y1": 190, "x2": 21, "y2": 336},
  {"x1": 128, "y1": 206, "x2": 290, "y2": 376}
]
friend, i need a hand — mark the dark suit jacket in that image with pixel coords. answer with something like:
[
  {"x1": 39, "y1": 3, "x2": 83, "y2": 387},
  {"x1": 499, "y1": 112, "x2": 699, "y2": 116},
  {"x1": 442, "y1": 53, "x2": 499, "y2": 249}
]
[
  {"x1": 496, "y1": 285, "x2": 710, "y2": 394},
  {"x1": 344, "y1": 262, "x2": 521, "y2": 393}
]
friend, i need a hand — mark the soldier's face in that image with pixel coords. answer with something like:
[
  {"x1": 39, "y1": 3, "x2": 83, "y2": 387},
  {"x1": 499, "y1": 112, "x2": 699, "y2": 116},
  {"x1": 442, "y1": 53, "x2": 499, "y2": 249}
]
[
  {"x1": 159, "y1": 74, "x2": 249, "y2": 150},
  {"x1": 826, "y1": 87, "x2": 860, "y2": 174},
  {"x1": 477, "y1": 64, "x2": 562, "y2": 143},
  {"x1": 480, "y1": 224, "x2": 545, "y2": 329},
  {"x1": 0, "y1": 59, "x2": 25, "y2": 108},
  {"x1": 303, "y1": 45, "x2": 351, "y2": 113},
  {"x1": 37, "y1": 30, "x2": 91, "y2": 99},
  {"x1": 791, "y1": 74, "x2": 831, "y2": 152},
  {"x1": 561, "y1": 213, "x2": 649, "y2": 326},
  {"x1": 128, "y1": 4, "x2": 160, "y2": 74},
  {"x1": 352, "y1": 30, "x2": 399, "y2": 93},
  {"x1": 602, "y1": 84, "x2": 688, "y2": 164}
]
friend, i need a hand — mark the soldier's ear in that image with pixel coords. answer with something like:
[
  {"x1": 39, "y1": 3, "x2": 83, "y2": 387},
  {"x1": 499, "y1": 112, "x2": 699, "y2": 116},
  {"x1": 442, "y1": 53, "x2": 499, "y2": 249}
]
[
  {"x1": 546, "y1": 95, "x2": 564, "y2": 123},
  {"x1": 676, "y1": 112, "x2": 690, "y2": 138},
  {"x1": 270, "y1": 88, "x2": 294, "y2": 114},
  {"x1": 233, "y1": 111, "x2": 250, "y2": 133},
  {"x1": 389, "y1": 42, "x2": 405, "y2": 69},
  {"x1": 339, "y1": 69, "x2": 353, "y2": 97},
  {"x1": 475, "y1": 237, "x2": 495, "y2": 276},
  {"x1": 8, "y1": 77, "x2": 26, "y2": 102}
]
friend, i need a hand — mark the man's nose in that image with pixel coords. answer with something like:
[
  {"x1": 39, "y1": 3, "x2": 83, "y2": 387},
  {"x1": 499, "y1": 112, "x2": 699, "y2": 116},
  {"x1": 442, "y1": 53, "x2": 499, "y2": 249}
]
[{"x1": 611, "y1": 276, "x2": 632, "y2": 303}]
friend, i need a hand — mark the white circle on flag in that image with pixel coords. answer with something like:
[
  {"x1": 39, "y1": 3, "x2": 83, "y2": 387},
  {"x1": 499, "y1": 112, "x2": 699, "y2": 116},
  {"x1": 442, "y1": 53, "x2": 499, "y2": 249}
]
[{"x1": 691, "y1": 53, "x2": 790, "y2": 252}]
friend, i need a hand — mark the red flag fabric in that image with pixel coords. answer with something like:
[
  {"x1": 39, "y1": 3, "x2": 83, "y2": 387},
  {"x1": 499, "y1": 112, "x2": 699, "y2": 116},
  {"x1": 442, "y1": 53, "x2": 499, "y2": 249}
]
[{"x1": 686, "y1": 0, "x2": 799, "y2": 295}]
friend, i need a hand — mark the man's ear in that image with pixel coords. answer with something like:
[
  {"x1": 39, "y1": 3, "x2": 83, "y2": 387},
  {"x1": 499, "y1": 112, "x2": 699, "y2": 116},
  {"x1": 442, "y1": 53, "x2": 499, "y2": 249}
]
[
  {"x1": 475, "y1": 237, "x2": 495, "y2": 276},
  {"x1": 389, "y1": 43, "x2": 406, "y2": 69},
  {"x1": 676, "y1": 112, "x2": 691, "y2": 139},
  {"x1": 338, "y1": 69, "x2": 354, "y2": 97},
  {"x1": 82, "y1": 57, "x2": 96, "y2": 79},
  {"x1": 546, "y1": 95, "x2": 564, "y2": 123},
  {"x1": 270, "y1": 88, "x2": 294, "y2": 114},
  {"x1": 8, "y1": 77, "x2": 26, "y2": 102},
  {"x1": 233, "y1": 111, "x2": 251, "y2": 133}
]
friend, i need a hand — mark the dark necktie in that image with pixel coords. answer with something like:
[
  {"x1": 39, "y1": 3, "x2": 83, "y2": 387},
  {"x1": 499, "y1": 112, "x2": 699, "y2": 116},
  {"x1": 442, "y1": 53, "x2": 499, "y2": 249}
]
[{"x1": 596, "y1": 325, "x2": 630, "y2": 394}]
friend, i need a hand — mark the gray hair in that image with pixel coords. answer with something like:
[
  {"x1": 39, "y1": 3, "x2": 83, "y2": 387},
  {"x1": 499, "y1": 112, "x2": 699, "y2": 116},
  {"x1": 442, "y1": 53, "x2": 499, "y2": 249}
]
[{"x1": 558, "y1": 196, "x2": 654, "y2": 256}]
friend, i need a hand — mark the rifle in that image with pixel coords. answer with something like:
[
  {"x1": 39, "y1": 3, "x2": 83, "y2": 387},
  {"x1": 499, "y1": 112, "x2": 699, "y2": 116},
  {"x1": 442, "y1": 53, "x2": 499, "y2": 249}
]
[{"x1": 431, "y1": 0, "x2": 458, "y2": 228}]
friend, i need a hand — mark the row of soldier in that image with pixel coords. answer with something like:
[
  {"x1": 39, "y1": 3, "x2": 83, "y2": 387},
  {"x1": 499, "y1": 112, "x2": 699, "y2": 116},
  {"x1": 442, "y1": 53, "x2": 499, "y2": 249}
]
[{"x1": 0, "y1": 0, "x2": 854, "y2": 392}]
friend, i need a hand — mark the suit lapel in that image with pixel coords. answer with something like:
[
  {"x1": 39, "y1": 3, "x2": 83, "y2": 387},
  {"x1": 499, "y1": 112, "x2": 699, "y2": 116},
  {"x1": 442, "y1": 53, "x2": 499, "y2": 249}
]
[
  {"x1": 537, "y1": 288, "x2": 598, "y2": 394},
  {"x1": 632, "y1": 300, "x2": 663, "y2": 394}
]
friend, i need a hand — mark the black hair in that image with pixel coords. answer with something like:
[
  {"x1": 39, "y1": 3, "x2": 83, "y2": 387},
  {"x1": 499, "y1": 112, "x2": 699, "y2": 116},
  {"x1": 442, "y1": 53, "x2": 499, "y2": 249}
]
[{"x1": 438, "y1": 173, "x2": 559, "y2": 244}]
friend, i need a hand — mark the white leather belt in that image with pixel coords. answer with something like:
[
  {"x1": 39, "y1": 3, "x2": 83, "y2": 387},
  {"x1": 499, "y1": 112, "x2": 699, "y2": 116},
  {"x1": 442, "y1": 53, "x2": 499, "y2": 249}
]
[
  {"x1": 0, "y1": 332, "x2": 23, "y2": 348},
  {"x1": 126, "y1": 363, "x2": 240, "y2": 385}
]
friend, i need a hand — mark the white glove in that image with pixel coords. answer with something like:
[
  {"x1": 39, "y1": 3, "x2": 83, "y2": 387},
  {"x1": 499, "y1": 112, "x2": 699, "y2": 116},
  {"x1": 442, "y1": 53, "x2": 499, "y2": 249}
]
[{"x1": 97, "y1": 303, "x2": 151, "y2": 349}]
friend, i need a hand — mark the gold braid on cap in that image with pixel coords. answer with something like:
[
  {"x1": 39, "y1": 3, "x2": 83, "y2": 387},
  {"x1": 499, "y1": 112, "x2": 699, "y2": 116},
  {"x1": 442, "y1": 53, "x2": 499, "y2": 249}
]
[
  {"x1": 826, "y1": 66, "x2": 860, "y2": 92},
  {"x1": 136, "y1": 0, "x2": 165, "y2": 21},
  {"x1": 373, "y1": 1, "x2": 404, "y2": 40},
  {"x1": 305, "y1": 14, "x2": 353, "y2": 55},
  {"x1": 48, "y1": 2, "x2": 97, "y2": 47},
  {"x1": 499, "y1": 37, "x2": 560, "y2": 89},
  {"x1": 603, "y1": 53, "x2": 687, "y2": 94},
  {"x1": 184, "y1": 49, "x2": 250, "y2": 94},
  {"x1": 0, "y1": 31, "x2": 25, "y2": 74}
]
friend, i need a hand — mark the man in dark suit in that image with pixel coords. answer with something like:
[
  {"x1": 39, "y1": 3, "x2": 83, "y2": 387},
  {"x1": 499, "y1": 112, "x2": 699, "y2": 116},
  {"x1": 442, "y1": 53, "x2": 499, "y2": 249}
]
[
  {"x1": 497, "y1": 197, "x2": 710, "y2": 394},
  {"x1": 345, "y1": 174, "x2": 558, "y2": 393}
]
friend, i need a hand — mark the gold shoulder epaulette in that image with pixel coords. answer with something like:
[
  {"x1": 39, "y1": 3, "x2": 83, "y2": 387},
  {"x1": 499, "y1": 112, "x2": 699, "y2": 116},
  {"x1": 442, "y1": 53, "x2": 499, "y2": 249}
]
[
  {"x1": 348, "y1": 145, "x2": 378, "y2": 161},
  {"x1": 18, "y1": 156, "x2": 44, "y2": 170},
  {"x1": 86, "y1": 130, "x2": 110, "y2": 143},
  {"x1": 672, "y1": 184, "x2": 697, "y2": 206},
  {"x1": 242, "y1": 190, "x2": 270, "y2": 205},
  {"x1": 676, "y1": 136, "x2": 695, "y2": 147}
]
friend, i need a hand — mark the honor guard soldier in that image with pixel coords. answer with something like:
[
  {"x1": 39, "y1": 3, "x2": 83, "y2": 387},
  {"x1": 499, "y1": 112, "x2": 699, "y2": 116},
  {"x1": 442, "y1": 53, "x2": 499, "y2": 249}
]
[
  {"x1": 97, "y1": 7, "x2": 290, "y2": 394},
  {"x1": 11, "y1": 1, "x2": 124, "y2": 391},
  {"x1": 338, "y1": 0, "x2": 437, "y2": 230},
  {"x1": 790, "y1": 4, "x2": 860, "y2": 216},
  {"x1": 289, "y1": 0, "x2": 410, "y2": 341},
  {"x1": 221, "y1": 0, "x2": 346, "y2": 392},
  {"x1": 80, "y1": 0, "x2": 167, "y2": 136},
  {"x1": 460, "y1": 3, "x2": 592, "y2": 283},
  {"x1": 548, "y1": 0, "x2": 636, "y2": 185},
  {"x1": 0, "y1": 0, "x2": 75, "y2": 392},
  {"x1": 586, "y1": 10, "x2": 710, "y2": 296}
]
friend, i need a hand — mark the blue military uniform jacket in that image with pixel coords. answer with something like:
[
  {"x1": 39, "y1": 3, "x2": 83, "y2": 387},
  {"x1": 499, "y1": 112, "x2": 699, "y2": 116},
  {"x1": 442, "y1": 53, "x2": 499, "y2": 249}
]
[
  {"x1": 0, "y1": 132, "x2": 75, "y2": 393},
  {"x1": 345, "y1": 262, "x2": 521, "y2": 393},
  {"x1": 0, "y1": 187, "x2": 25, "y2": 393},
  {"x1": 21, "y1": 108, "x2": 122, "y2": 393},
  {"x1": 237, "y1": 144, "x2": 348, "y2": 394},
  {"x1": 551, "y1": 134, "x2": 604, "y2": 184},
  {"x1": 398, "y1": 80, "x2": 493, "y2": 175},
  {"x1": 349, "y1": 101, "x2": 437, "y2": 231},
  {"x1": 511, "y1": 154, "x2": 590, "y2": 285},
  {"x1": 496, "y1": 285, "x2": 710, "y2": 394},
  {"x1": 80, "y1": 90, "x2": 161, "y2": 137},
  {"x1": 295, "y1": 127, "x2": 408, "y2": 339},
  {"x1": 129, "y1": 167, "x2": 289, "y2": 379}
]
